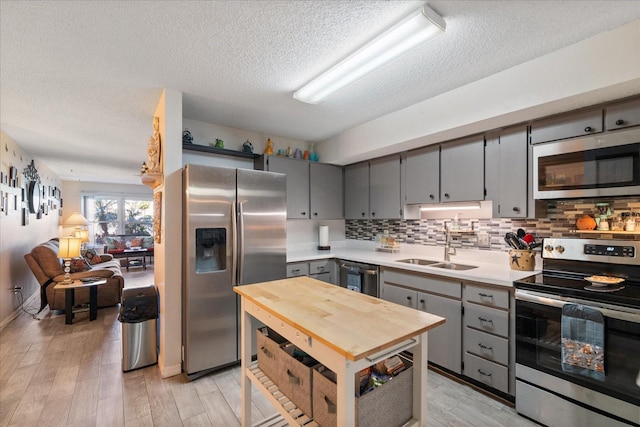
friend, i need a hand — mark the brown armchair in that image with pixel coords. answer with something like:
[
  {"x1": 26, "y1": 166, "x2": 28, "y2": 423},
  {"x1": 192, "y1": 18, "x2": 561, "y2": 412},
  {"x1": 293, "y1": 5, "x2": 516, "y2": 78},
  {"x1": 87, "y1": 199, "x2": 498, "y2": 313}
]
[{"x1": 24, "y1": 239, "x2": 124, "y2": 312}]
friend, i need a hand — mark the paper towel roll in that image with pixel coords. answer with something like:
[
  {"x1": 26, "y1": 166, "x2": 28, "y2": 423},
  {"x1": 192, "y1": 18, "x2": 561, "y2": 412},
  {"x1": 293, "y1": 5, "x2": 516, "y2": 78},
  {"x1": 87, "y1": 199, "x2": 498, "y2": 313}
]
[{"x1": 319, "y1": 225, "x2": 329, "y2": 247}]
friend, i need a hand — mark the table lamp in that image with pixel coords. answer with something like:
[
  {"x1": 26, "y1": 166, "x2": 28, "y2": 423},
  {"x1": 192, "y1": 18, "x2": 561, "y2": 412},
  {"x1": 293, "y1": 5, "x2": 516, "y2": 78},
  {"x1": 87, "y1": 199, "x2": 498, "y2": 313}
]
[{"x1": 58, "y1": 237, "x2": 82, "y2": 284}]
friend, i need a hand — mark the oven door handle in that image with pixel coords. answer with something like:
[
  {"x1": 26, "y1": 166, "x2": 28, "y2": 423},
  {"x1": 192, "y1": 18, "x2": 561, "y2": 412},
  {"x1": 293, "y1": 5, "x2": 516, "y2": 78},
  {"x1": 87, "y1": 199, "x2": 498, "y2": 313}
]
[{"x1": 515, "y1": 289, "x2": 640, "y2": 323}]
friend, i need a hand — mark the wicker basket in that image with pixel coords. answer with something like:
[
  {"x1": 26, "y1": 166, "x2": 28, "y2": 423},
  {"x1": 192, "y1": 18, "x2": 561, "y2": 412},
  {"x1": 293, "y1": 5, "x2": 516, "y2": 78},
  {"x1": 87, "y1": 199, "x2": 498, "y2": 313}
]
[
  {"x1": 312, "y1": 357, "x2": 413, "y2": 427},
  {"x1": 256, "y1": 327, "x2": 288, "y2": 386},
  {"x1": 277, "y1": 343, "x2": 318, "y2": 417}
]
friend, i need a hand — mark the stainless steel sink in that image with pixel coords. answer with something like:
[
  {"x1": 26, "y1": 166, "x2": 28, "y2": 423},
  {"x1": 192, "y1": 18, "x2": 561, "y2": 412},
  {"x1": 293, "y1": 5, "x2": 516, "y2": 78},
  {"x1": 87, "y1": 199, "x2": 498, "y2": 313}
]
[
  {"x1": 395, "y1": 258, "x2": 440, "y2": 266},
  {"x1": 430, "y1": 262, "x2": 478, "y2": 271}
]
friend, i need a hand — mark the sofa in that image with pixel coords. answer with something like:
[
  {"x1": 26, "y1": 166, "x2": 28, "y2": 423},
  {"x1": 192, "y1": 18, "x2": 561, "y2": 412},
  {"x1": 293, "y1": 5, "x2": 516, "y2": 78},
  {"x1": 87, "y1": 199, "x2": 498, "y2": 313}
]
[
  {"x1": 104, "y1": 234, "x2": 154, "y2": 257},
  {"x1": 24, "y1": 238, "x2": 124, "y2": 312}
]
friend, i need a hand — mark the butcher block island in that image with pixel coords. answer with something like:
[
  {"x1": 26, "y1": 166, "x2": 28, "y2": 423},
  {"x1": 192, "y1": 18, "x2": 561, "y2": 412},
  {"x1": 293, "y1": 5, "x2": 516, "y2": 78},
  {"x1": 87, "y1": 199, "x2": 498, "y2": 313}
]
[{"x1": 235, "y1": 276, "x2": 445, "y2": 427}]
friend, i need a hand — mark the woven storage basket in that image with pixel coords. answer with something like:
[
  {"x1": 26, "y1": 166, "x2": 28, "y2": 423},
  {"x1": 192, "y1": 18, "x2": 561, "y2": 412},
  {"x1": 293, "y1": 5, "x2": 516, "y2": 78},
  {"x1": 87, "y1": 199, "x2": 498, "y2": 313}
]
[
  {"x1": 256, "y1": 327, "x2": 288, "y2": 386},
  {"x1": 277, "y1": 342, "x2": 318, "y2": 418},
  {"x1": 312, "y1": 357, "x2": 413, "y2": 427}
]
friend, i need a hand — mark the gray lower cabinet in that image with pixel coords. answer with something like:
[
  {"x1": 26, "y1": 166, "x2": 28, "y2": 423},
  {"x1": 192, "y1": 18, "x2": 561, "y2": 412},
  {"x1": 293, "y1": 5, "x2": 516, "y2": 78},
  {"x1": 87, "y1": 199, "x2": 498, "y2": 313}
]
[
  {"x1": 440, "y1": 136, "x2": 485, "y2": 203},
  {"x1": 344, "y1": 162, "x2": 370, "y2": 219},
  {"x1": 287, "y1": 260, "x2": 336, "y2": 284},
  {"x1": 309, "y1": 162, "x2": 343, "y2": 219},
  {"x1": 605, "y1": 97, "x2": 640, "y2": 130},
  {"x1": 530, "y1": 108, "x2": 603, "y2": 144},
  {"x1": 462, "y1": 283, "x2": 513, "y2": 395},
  {"x1": 380, "y1": 268, "x2": 462, "y2": 374},
  {"x1": 485, "y1": 126, "x2": 528, "y2": 218}
]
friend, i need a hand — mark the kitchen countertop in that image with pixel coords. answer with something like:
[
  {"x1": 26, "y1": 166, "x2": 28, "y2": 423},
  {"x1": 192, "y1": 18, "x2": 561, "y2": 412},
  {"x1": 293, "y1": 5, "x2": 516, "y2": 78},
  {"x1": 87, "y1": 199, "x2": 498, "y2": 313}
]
[{"x1": 288, "y1": 240, "x2": 540, "y2": 287}]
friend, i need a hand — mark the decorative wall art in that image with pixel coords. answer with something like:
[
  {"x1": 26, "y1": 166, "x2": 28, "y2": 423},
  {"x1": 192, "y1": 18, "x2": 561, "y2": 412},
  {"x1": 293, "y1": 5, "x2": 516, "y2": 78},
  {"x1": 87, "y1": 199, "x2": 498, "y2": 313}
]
[{"x1": 154, "y1": 191, "x2": 162, "y2": 244}]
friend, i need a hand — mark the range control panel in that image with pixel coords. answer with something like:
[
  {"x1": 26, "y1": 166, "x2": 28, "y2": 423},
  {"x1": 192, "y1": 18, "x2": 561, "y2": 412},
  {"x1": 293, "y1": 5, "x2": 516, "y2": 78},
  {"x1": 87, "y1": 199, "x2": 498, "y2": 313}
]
[
  {"x1": 543, "y1": 237, "x2": 640, "y2": 266},
  {"x1": 584, "y1": 244, "x2": 635, "y2": 258}
]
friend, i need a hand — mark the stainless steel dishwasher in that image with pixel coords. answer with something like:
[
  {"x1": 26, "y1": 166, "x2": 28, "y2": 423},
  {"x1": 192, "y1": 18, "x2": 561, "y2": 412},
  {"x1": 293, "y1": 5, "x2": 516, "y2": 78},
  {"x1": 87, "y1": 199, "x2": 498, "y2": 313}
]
[{"x1": 338, "y1": 260, "x2": 379, "y2": 297}]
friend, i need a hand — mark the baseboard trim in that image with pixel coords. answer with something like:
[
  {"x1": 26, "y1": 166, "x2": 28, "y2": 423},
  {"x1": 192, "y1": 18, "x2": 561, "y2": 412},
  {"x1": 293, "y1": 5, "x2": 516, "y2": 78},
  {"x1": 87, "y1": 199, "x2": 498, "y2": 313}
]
[
  {"x1": 159, "y1": 358, "x2": 181, "y2": 378},
  {"x1": 0, "y1": 290, "x2": 39, "y2": 330}
]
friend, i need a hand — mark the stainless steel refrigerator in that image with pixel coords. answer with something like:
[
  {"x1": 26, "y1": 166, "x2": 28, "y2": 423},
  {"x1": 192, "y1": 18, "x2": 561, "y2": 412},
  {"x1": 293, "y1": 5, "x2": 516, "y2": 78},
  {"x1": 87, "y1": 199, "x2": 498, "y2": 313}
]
[{"x1": 182, "y1": 164, "x2": 286, "y2": 379}]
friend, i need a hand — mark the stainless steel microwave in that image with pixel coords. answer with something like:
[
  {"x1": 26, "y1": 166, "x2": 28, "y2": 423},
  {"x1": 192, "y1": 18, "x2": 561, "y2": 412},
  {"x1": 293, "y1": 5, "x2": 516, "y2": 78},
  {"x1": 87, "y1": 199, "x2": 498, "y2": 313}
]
[{"x1": 533, "y1": 128, "x2": 640, "y2": 199}]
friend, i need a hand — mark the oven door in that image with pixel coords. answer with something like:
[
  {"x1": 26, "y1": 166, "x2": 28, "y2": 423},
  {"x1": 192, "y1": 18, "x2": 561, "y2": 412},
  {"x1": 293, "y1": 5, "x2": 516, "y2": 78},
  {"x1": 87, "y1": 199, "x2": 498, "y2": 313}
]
[
  {"x1": 533, "y1": 128, "x2": 640, "y2": 199},
  {"x1": 515, "y1": 290, "x2": 640, "y2": 421}
]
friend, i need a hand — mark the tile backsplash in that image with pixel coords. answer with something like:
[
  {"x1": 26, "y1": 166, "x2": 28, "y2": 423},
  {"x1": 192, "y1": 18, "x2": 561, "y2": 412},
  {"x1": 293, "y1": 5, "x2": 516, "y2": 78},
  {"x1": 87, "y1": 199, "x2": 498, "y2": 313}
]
[{"x1": 346, "y1": 197, "x2": 640, "y2": 251}]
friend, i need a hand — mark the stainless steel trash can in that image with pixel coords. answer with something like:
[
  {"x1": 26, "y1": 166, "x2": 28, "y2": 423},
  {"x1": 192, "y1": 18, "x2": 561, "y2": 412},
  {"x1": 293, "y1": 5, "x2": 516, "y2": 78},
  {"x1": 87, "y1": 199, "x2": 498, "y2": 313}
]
[{"x1": 119, "y1": 285, "x2": 158, "y2": 372}]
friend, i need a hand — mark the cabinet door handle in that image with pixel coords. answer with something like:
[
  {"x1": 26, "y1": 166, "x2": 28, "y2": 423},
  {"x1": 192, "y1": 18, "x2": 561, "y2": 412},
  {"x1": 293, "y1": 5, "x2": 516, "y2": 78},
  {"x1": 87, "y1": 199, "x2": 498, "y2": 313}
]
[
  {"x1": 317, "y1": 266, "x2": 324, "y2": 271},
  {"x1": 512, "y1": 206, "x2": 520, "y2": 212},
  {"x1": 477, "y1": 369, "x2": 492, "y2": 377},
  {"x1": 313, "y1": 212, "x2": 318, "y2": 216},
  {"x1": 301, "y1": 211, "x2": 306, "y2": 215},
  {"x1": 371, "y1": 212, "x2": 376, "y2": 217},
  {"x1": 584, "y1": 126, "x2": 593, "y2": 132},
  {"x1": 406, "y1": 296, "x2": 412, "y2": 301},
  {"x1": 478, "y1": 343, "x2": 493, "y2": 351},
  {"x1": 292, "y1": 269, "x2": 300, "y2": 274},
  {"x1": 478, "y1": 292, "x2": 494, "y2": 299},
  {"x1": 478, "y1": 316, "x2": 493, "y2": 323},
  {"x1": 429, "y1": 194, "x2": 435, "y2": 200},
  {"x1": 615, "y1": 119, "x2": 624, "y2": 126},
  {"x1": 361, "y1": 212, "x2": 366, "y2": 216},
  {"x1": 444, "y1": 193, "x2": 450, "y2": 199},
  {"x1": 419, "y1": 299, "x2": 425, "y2": 304}
]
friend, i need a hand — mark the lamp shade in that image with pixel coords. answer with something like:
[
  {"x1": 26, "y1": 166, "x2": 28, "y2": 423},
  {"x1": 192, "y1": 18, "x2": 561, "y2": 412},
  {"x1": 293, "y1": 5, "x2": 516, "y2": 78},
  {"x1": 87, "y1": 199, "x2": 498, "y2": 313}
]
[
  {"x1": 58, "y1": 237, "x2": 82, "y2": 259},
  {"x1": 74, "y1": 229, "x2": 89, "y2": 243},
  {"x1": 64, "y1": 212, "x2": 89, "y2": 226}
]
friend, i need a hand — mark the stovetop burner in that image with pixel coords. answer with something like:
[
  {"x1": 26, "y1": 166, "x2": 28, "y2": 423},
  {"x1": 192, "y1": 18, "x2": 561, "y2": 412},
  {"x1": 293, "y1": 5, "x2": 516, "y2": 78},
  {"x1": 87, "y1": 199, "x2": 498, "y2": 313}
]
[{"x1": 514, "y1": 237, "x2": 640, "y2": 309}]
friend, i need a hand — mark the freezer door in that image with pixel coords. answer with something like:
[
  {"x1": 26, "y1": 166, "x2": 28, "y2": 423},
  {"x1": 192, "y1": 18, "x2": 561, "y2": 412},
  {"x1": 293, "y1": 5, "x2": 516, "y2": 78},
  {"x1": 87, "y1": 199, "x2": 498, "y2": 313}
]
[
  {"x1": 183, "y1": 165, "x2": 237, "y2": 375},
  {"x1": 237, "y1": 169, "x2": 287, "y2": 285}
]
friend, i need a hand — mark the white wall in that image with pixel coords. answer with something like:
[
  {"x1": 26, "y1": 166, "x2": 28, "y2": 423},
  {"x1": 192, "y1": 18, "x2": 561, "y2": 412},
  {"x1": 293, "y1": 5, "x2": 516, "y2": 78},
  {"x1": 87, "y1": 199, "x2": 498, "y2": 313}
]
[
  {"x1": 319, "y1": 20, "x2": 640, "y2": 165},
  {"x1": 156, "y1": 89, "x2": 183, "y2": 378},
  {"x1": 0, "y1": 132, "x2": 61, "y2": 326}
]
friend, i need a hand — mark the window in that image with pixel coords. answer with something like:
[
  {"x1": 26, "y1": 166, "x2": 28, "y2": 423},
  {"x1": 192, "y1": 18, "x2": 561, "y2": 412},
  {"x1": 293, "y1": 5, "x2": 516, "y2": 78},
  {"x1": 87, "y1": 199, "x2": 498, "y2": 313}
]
[{"x1": 84, "y1": 195, "x2": 153, "y2": 245}]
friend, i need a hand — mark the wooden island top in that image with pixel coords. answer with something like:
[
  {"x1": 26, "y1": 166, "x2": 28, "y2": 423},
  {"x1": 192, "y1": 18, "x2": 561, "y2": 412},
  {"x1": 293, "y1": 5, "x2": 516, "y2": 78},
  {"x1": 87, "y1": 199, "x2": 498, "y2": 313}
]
[{"x1": 234, "y1": 276, "x2": 445, "y2": 362}]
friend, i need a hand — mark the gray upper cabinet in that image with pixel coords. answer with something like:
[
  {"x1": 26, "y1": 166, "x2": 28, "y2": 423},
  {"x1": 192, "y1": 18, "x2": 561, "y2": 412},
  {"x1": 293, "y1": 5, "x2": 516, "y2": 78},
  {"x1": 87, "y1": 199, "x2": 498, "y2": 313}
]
[
  {"x1": 310, "y1": 163, "x2": 343, "y2": 219},
  {"x1": 605, "y1": 98, "x2": 640, "y2": 130},
  {"x1": 370, "y1": 155, "x2": 402, "y2": 219},
  {"x1": 485, "y1": 126, "x2": 527, "y2": 218},
  {"x1": 404, "y1": 145, "x2": 439, "y2": 204},
  {"x1": 344, "y1": 162, "x2": 370, "y2": 219},
  {"x1": 255, "y1": 155, "x2": 310, "y2": 219},
  {"x1": 440, "y1": 136, "x2": 485, "y2": 203},
  {"x1": 530, "y1": 109, "x2": 603, "y2": 144}
]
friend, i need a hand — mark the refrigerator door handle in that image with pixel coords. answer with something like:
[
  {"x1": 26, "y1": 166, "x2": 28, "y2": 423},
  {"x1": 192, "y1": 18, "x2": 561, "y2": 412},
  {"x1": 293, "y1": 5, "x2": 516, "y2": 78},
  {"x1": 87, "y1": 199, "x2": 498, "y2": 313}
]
[
  {"x1": 237, "y1": 201, "x2": 245, "y2": 284},
  {"x1": 231, "y1": 201, "x2": 238, "y2": 286}
]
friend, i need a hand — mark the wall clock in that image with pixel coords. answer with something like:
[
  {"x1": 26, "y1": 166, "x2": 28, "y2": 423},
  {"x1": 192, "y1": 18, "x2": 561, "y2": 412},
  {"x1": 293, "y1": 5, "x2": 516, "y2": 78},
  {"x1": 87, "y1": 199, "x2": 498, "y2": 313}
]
[{"x1": 28, "y1": 180, "x2": 41, "y2": 214}]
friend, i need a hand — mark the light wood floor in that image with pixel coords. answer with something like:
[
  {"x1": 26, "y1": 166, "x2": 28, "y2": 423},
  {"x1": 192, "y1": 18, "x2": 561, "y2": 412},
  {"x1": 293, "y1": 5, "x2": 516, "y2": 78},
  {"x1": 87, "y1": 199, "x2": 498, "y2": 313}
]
[{"x1": 0, "y1": 266, "x2": 538, "y2": 427}]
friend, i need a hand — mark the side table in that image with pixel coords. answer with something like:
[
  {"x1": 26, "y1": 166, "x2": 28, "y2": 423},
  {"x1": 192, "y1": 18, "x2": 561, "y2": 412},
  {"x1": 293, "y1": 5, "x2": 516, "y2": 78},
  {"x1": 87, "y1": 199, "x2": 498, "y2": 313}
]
[{"x1": 54, "y1": 279, "x2": 107, "y2": 324}]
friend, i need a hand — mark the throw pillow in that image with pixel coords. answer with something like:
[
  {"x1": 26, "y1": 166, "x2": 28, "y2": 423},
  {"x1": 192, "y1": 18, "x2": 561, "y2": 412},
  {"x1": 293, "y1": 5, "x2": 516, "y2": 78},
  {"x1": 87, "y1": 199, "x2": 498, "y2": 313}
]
[
  {"x1": 116, "y1": 240, "x2": 127, "y2": 250},
  {"x1": 130, "y1": 238, "x2": 143, "y2": 247},
  {"x1": 83, "y1": 249, "x2": 102, "y2": 265},
  {"x1": 142, "y1": 236, "x2": 154, "y2": 248},
  {"x1": 69, "y1": 257, "x2": 90, "y2": 273},
  {"x1": 104, "y1": 237, "x2": 118, "y2": 250}
]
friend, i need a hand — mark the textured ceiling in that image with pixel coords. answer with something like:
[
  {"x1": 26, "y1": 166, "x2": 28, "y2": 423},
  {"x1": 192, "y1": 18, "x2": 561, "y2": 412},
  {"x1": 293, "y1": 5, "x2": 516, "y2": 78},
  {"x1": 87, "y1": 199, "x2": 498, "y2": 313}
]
[{"x1": 1, "y1": 1, "x2": 639, "y2": 184}]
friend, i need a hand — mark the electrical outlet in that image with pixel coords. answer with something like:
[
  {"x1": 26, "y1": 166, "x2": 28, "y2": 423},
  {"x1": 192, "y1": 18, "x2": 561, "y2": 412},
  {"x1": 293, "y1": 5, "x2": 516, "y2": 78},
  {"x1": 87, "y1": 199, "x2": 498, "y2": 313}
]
[{"x1": 478, "y1": 232, "x2": 490, "y2": 247}]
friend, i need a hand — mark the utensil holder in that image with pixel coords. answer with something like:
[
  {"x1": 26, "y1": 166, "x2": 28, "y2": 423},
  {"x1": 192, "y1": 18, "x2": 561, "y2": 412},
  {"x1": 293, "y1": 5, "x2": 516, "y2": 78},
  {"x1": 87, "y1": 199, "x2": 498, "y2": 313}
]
[{"x1": 509, "y1": 249, "x2": 536, "y2": 271}]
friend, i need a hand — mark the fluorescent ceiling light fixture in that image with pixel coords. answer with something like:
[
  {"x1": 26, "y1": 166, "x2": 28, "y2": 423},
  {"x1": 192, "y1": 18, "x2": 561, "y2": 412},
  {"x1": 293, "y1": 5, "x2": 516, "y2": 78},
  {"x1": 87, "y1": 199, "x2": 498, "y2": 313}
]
[
  {"x1": 293, "y1": 4, "x2": 446, "y2": 104},
  {"x1": 420, "y1": 202, "x2": 481, "y2": 212}
]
